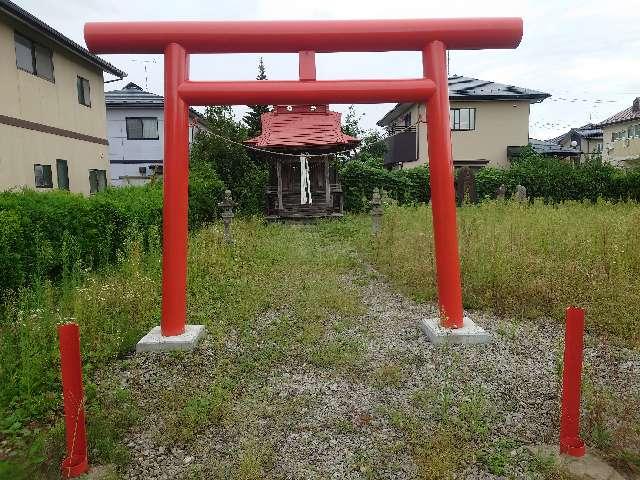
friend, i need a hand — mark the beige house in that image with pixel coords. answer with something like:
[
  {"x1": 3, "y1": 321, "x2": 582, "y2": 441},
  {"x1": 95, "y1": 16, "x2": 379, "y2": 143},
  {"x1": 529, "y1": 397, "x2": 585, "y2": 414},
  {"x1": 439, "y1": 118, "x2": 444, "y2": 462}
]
[
  {"x1": 600, "y1": 98, "x2": 640, "y2": 167},
  {"x1": 0, "y1": 0, "x2": 125, "y2": 195},
  {"x1": 377, "y1": 76, "x2": 549, "y2": 169}
]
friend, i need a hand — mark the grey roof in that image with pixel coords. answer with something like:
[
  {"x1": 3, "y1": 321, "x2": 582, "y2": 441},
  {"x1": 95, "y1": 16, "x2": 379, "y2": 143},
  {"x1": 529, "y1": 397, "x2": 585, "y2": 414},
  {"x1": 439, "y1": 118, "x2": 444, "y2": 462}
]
[
  {"x1": 106, "y1": 82, "x2": 164, "y2": 107},
  {"x1": 106, "y1": 83, "x2": 205, "y2": 122},
  {"x1": 549, "y1": 123, "x2": 603, "y2": 143},
  {"x1": 0, "y1": 0, "x2": 125, "y2": 78},
  {"x1": 529, "y1": 138, "x2": 580, "y2": 156},
  {"x1": 377, "y1": 75, "x2": 550, "y2": 126}
]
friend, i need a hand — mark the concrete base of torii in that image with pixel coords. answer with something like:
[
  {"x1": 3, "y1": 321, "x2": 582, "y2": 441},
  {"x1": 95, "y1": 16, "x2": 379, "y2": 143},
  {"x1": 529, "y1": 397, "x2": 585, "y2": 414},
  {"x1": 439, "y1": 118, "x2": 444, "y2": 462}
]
[
  {"x1": 527, "y1": 445, "x2": 625, "y2": 480},
  {"x1": 136, "y1": 325, "x2": 205, "y2": 353},
  {"x1": 419, "y1": 315, "x2": 491, "y2": 345}
]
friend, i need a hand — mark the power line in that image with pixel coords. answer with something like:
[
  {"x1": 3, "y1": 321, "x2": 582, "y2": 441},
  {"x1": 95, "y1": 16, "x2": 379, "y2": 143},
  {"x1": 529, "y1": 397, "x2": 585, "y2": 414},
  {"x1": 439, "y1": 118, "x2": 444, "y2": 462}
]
[{"x1": 205, "y1": 118, "x2": 425, "y2": 158}]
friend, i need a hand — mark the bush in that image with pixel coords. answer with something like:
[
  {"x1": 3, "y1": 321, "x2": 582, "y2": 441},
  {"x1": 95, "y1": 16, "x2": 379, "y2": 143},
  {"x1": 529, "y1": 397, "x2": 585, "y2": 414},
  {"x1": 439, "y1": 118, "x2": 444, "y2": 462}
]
[
  {"x1": 189, "y1": 160, "x2": 227, "y2": 228},
  {"x1": 340, "y1": 161, "x2": 430, "y2": 212},
  {"x1": 0, "y1": 163, "x2": 230, "y2": 297},
  {"x1": 347, "y1": 147, "x2": 640, "y2": 206},
  {"x1": 477, "y1": 148, "x2": 640, "y2": 203},
  {"x1": 189, "y1": 106, "x2": 269, "y2": 216},
  {"x1": 0, "y1": 186, "x2": 163, "y2": 297}
]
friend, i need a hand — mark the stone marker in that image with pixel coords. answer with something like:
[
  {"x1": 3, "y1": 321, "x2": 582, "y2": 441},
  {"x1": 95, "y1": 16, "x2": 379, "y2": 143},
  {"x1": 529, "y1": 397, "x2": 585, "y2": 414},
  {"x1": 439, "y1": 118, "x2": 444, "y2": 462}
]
[
  {"x1": 371, "y1": 188, "x2": 383, "y2": 235},
  {"x1": 217, "y1": 190, "x2": 237, "y2": 244},
  {"x1": 455, "y1": 166, "x2": 478, "y2": 205},
  {"x1": 513, "y1": 184, "x2": 528, "y2": 203},
  {"x1": 496, "y1": 183, "x2": 506, "y2": 200}
]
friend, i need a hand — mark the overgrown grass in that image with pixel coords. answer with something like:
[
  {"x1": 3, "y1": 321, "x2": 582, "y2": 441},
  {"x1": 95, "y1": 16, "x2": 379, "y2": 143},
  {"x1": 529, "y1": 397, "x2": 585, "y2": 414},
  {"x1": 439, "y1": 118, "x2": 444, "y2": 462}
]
[
  {"x1": 2, "y1": 201, "x2": 639, "y2": 478},
  {"x1": 359, "y1": 200, "x2": 640, "y2": 347},
  {"x1": 1, "y1": 218, "x2": 363, "y2": 478}
]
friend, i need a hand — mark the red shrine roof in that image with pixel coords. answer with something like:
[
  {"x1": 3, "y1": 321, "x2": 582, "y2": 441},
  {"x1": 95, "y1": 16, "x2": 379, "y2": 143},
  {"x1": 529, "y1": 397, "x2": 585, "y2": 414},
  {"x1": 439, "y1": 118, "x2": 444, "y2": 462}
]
[{"x1": 245, "y1": 105, "x2": 360, "y2": 150}]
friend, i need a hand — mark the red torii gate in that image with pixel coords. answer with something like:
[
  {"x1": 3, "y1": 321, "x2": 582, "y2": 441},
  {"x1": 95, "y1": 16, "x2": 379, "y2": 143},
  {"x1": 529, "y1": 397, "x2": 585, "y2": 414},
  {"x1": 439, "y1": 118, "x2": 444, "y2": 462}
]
[{"x1": 85, "y1": 18, "x2": 522, "y2": 344}]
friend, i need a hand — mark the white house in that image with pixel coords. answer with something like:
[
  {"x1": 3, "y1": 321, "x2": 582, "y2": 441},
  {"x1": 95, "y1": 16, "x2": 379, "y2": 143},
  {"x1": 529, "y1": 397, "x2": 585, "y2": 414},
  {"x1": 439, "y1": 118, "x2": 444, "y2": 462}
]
[{"x1": 105, "y1": 82, "x2": 207, "y2": 186}]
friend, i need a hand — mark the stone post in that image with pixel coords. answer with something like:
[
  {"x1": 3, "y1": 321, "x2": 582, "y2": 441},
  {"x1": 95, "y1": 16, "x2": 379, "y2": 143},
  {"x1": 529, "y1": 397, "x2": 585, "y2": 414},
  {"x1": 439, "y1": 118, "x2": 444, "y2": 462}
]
[
  {"x1": 496, "y1": 184, "x2": 506, "y2": 200},
  {"x1": 218, "y1": 190, "x2": 237, "y2": 244},
  {"x1": 371, "y1": 187, "x2": 383, "y2": 235},
  {"x1": 513, "y1": 184, "x2": 528, "y2": 203}
]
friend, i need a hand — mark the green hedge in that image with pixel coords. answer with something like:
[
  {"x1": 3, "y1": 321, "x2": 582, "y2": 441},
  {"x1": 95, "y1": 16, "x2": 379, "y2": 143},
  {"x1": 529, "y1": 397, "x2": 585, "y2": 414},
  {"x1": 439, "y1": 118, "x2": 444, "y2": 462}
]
[
  {"x1": 476, "y1": 156, "x2": 640, "y2": 202},
  {"x1": 340, "y1": 161, "x2": 430, "y2": 212},
  {"x1": 341, "y1": 152, "x2": 640, "y2": 210},
  {"x1": 0, "y1": 186, "x2": 163, "y2": 296},
  {"x1": 0, "y1": 173, "x2": 226, "y2": 297}
]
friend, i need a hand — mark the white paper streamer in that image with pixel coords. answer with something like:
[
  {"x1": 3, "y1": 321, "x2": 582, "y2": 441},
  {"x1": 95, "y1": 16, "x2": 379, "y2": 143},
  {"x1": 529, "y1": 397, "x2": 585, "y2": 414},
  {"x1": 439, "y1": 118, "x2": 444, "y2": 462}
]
[{"x1": 300, "y1": 155, "x2": 312, "y2": 204}]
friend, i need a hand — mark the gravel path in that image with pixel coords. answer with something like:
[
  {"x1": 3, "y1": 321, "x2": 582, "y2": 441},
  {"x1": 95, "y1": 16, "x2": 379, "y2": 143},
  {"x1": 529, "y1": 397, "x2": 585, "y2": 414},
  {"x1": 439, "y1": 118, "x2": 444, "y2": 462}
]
[{"x1": 96, "y1": 266, "x2": 640, "y2": 480}]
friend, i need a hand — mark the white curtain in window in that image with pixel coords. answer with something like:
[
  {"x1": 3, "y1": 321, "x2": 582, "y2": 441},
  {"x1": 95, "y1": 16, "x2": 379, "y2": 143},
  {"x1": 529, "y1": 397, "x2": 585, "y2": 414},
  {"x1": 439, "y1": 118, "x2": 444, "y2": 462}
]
[
  {"x1": 143, "y1": 118, "x2": 158, "y2": 139},
  {"x1": 300, "y1": 155, "x2": 312, "y2": 204}
]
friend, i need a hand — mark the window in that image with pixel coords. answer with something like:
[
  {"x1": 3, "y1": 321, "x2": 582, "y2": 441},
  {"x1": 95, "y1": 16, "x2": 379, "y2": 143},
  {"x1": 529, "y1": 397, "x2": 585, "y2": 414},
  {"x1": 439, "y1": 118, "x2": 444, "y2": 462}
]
[
  {"x1": 34, "y1": 164, "x2": 53, "y2": 188},
  {"x1": 77, "y1": 76, "x2": 91, "y2": 107},
  {"x1": 450, "y1": 108, "x2": 476, "y2": 131},
  {"x1": 15, "y1": 33, "x2": 34, "y2": 73},
  {"x1": 89, "y1": 169, "x2": 107, "y2": 194},
  {"x1": 14, "y1": 32, "x2": 54, "y2": 81},
  {"x1": 612, "y1": 130, "x2": 628, "y2": 142},
  {"x1": 126, "y1": 117, "x2": 159, "y2": 140},
  {"x1": 56, "y1": 159, "x2": 69, "y2": 190}
]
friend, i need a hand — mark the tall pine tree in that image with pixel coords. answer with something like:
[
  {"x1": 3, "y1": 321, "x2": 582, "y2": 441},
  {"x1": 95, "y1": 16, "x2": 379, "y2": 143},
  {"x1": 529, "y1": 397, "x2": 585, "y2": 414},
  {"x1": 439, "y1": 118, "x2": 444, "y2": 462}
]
[{"x1": 243, "y1": 57, "x2": 270, "y2": 137}]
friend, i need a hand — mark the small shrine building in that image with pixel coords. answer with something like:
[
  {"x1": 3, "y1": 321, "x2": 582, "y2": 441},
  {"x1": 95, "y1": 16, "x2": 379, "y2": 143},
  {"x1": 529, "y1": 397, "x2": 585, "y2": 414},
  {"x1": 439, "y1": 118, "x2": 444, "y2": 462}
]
[{"x1": 246, "y1": 104, "x2": 359, "y2": 220}]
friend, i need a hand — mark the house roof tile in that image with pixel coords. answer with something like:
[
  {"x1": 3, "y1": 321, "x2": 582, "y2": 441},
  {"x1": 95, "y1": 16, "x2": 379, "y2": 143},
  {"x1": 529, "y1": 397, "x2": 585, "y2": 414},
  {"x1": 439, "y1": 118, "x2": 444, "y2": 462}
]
[
  {"x1": 106, "y1": 83, "x2": 205, "y2": 121},
  {"x1": 599, "y1": 98, "x2": 640, "y2": 127},
  {"x1": 245, "y1": 105, "x2": 360, "y2": 150},
  {"x1": 377, "y1": 75, "x2": 550, "y2": 126},
  {"x1": 548, "y1": 123, "x2": 603, "y2": 143}
]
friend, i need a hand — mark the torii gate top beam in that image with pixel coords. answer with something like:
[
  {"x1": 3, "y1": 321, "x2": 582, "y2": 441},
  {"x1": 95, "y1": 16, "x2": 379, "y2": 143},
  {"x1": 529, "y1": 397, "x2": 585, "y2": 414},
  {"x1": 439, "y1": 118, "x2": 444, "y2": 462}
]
[{"x1": 84, "y1": 18, "x2": 522, "y2": 54}]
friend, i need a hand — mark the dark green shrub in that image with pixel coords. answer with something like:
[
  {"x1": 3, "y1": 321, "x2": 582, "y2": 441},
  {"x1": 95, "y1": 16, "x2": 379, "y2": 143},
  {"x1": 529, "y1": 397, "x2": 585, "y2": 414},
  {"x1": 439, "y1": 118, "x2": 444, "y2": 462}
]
[
  {"x1": 341, "y1": 150, "x2": 640, "y2": 208},
  {"x1": 189, "y1": 160, "x2": 227, "y2": 228},
  {"x1": 340, "y1": 161, "x2": 429, "y2": 212},
  {"x1": 189, "y1": 106, "x2": 269, "y2": 215},
  {"x1": 0, "y1": 186, "x2": 161, "y2": 296},
  {"x1": 0, "y1": 167, "x2": 229, "y2": 297},
  {"x1": 475, "y1": 167, "x2": 507, "y2": 199}
]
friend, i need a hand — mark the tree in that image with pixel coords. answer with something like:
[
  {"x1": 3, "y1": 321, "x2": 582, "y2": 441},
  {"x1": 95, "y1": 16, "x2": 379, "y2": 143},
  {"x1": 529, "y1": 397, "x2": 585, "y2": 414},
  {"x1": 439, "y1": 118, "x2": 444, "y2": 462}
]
[
  {"x1": 243, "y1": 57, "x2": 270, "y2": 137},
  {"x1": 342, "y1": 105, "x2": 364, "y2": 138},
  {"x1": 191, "y1": 106, "x2": 268, "y2": 215},
  {"x1": 341, "y1": 105, "x2": 387, "y2": 166}
]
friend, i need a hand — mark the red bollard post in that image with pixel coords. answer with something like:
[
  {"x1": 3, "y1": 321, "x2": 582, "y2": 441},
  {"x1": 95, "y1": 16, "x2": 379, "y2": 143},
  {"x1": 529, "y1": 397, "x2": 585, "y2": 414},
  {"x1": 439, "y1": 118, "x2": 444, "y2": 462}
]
[
  {"x1": 559, "y1": 306, "x2": 586, "y2": 457},
  {"x1": 58, "y1": 323, "x2": 89, "y2": 478}
]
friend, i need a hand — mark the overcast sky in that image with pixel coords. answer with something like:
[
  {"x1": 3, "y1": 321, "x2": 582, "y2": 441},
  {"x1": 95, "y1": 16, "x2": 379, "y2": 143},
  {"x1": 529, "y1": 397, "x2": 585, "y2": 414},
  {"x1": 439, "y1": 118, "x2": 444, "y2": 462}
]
[{"x1": 20, "y1": 0, "x2": 640, "y2": 139}]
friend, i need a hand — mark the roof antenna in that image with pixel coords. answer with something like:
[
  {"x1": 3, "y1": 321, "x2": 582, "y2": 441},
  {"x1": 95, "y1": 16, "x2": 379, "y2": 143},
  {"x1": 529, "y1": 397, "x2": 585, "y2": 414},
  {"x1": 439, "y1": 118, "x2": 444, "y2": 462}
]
[{"x1": 131, "y1": 58, "x2": 157, "y2": 90}]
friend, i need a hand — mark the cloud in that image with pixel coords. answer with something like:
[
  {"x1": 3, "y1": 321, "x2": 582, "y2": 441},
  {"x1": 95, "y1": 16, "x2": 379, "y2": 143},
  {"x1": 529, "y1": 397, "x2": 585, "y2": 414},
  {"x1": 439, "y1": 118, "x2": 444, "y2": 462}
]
[{"x1": 13, "y1": 0, "x2": 640, "y2": 138}]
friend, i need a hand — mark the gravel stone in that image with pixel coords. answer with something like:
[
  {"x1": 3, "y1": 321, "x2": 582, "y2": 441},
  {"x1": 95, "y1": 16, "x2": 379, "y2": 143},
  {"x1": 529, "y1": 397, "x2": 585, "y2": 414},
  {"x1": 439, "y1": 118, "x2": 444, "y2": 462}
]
[{"x1": 93, "y1": 265, "x2": 638, "y2": 479}]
